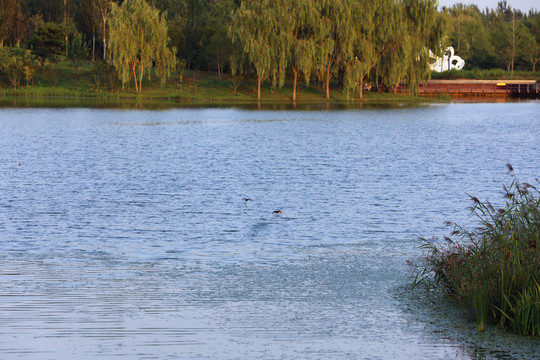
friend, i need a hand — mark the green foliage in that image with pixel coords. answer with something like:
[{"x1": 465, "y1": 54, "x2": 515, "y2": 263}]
[
  {"x1": 488, "y1": 7, "x2": 514, "y2": 71},
  {"x1": 91, "y1": 60, "x2": 117, "y2": 91},
  {"x1": 446, "y1": 4, "x2": 485, "y2": 61},
  {"x1": 0, "y1": 47, "x2": 36, "y2": 89},
  {"x1": 108, "y1": 0, "x2": 176, "y2": 93},
  {"x1": 199, "y1": 0, "x2": 237, "y2": 77},
  {"x1": 66, "y1": 32, "x2": 90, "y2": 86},
  {"x1": 517, "y1": 23, "x2": 540, "y2": 71},
  {"x1": 512, "y1": 283, "x2": 540, "y2": 336},
  {"x1": 0, "y1": 0, "x2": 17, "y2": 46},
  {"x1": 285, "y1": 0, "x2": 324, "y2": 101},
  {"x1": 443, "y1": 4, "x2": 540, "y2": 72},
  {"x1": 342, "y1": 0, "x2": 377, "y2": 99},
  {"x1": 29, "y1": 21, "x2": 65, "y2": 67},
  {"x1": 1, "y1": 1, "x2": 538, "y2": 95},
  {"x1": 471, "y1": 287, "x2": 489, "y2": 332},
  {"x1": 402, "y1": 0, "x2": 446, "y2": 95},
  {"x1": 500, "y1": 282, "x2": 540, "y2": 336},
  {"x1": 228, "y1": 0, "x2": 288, "y2": 100},
  {"x1": 24, "y1": 0, "x2": 63, "y2": 24},
  {"x1": 67, "y1": 32, "x2": 90, "y2": 62},
  {"x1": 11, "y1": 1, "x2": 27, "y2": 47},
  {"x1": 368, "y1": 0, "x2": 446, "y2": 95},
  {"x1": 412, "y1": 165, "x2": 540, "y2": 336},
  {"x1": 316, "y1": 0, "x2": 356, "y2": 99},
  {"x1": 176, "y1": 58, "x2": 187, "y2": 82}
]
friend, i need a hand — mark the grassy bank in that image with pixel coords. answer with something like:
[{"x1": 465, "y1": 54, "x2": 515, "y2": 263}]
[
  {"x1": 412, "y1": 165, "x2": 540, "y2": 336},
  {"x1": 431, "y1": 68, "x2": 539, "y2": 81},
  {"x1": 6, "y1": 60, "x2": 537, "y2": 106},
  {"x1": 0, "y1": 60, "x2": 434, "y2": 105}
]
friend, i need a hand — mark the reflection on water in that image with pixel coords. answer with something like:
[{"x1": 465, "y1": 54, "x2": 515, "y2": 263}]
[
  {"x1": 0, "y1": 103, "x2": 539, "y2": 359},
  {"x1": 1, "y1": 95, "x2": 535, "y2": 111},
  {"x1": 0, "y1": 95, "x2": 436, "y2": 111}
]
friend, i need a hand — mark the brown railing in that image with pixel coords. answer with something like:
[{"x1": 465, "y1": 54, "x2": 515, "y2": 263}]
[
  {"x1": 396, "y1": 82, "x2": 539, "y2": 97},
  {"x1": 505, "y1": 83, "x2": 540, "y2": 94}
]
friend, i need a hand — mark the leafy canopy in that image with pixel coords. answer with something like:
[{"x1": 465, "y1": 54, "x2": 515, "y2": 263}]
[{"x1": 108, "y1": 0, "x2": 175, "y2": 93}]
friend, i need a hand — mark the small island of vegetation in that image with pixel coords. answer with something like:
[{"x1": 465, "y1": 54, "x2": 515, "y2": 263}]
[
  {"x1": 411, "y1": 165, "x2": 539, "y2": 336},
  {"x1": 0, "y1": 0, "x2": 538, "y2": 104}
]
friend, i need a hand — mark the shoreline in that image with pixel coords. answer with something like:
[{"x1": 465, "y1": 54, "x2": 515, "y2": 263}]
[
  {"x1": 1, "y1": 77, "x2": 538, "y2": 109},
  {"x1": 1, "y1": 93, "x2": 536, "y2": 110},
  {"x1": 0, "y1": 90, "x2": 441, "y2": 109}
]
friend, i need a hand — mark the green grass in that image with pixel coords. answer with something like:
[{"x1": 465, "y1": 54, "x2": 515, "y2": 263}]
[
  {"x1": 0, "y1": 59, "x2": 432, "y2": 105},
  {"x1": 431, "y1": 68, "x2": 539, "y2": 80},
  {"x1": 411, "y1": 165, "x2": 540, "y2": 336}
]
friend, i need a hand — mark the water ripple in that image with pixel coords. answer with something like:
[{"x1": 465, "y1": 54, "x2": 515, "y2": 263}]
[{"x1": 0, "y1": 103, "x2": 539, "y2": 359}]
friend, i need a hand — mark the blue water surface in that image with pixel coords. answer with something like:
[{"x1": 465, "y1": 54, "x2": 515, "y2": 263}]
[{"x1": 0, "y1": 103, "x2": 539, "y2": 359}]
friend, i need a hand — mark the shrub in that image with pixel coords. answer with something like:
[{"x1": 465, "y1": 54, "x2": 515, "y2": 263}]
[
  {"x1": 91, "y1": 61, "x2": 117, "y2": 91},
  {"x1": 0, "y1": 48, "x2": 36, "y2": 89},
  {"x1": 411, "y1": 164, "x2": 540, "y2": 335}
]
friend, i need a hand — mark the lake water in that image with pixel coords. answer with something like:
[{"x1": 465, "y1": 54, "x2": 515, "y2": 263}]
[{"x1": 0, "y1": 102, "x2": 539, "y2": 359}]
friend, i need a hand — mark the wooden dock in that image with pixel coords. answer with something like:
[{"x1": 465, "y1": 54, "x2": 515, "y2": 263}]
[{"x1": 397, "y1": 80, "x2": 540, "y2": 99}]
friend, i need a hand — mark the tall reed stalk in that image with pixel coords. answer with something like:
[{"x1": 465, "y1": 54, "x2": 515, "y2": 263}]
[{"x1": 412, "y1": 165, "x2": 540, "y2": 335}]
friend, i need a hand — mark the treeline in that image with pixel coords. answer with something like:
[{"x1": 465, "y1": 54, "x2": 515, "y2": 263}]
[
  {"x1": 229, "y1": 0, "x2": 446, "y2": 100},
  {"x1": 443, "y1": 1, "x2": 540, "y2": 73},
  {"x1": 0, "y1": 0, "x2": 539, "y2": 98}
]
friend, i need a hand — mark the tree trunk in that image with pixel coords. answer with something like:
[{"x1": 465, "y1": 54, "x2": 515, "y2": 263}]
[
  {"x1": 102, "y1": 12, "x2": 107, "y2": 60},
  {"x1": 257, "y1": 71, "x2": 261, "y2": 100},
  {"x1": 325, "y1": 62, "x2": 331, "y2": 100},
  {"x1": 292, "y1": 66, "x2": 298, "y2": 102},
  {"x1": 132, "y1": 64, "x2": 139, "y2": 93},
  {"x1": 92, "y1": 32, "x2": 95, "y2": 61},
  {"x1": 139, "y1": 62, "x2": 145, "y2": 93},
  {"x1": 511, "y1": 9, "x2": 515, "y2": 78},
  {"x1": 358, "y1": 76, "x2": 364, "y2": 100},
  {"x1": 216, "y1": 48, "x2": 221, "y2": 79}
]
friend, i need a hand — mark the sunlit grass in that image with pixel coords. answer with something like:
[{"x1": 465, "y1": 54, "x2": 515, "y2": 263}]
[
  {"x1": 1, "y1": 60, "x2": 431, "y2": 105},
  {"x1": 431, "y1": 68, "x2": 539, "y2": 80}
]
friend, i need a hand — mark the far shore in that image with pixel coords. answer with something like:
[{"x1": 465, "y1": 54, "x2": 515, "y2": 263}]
[{"x1": 1, "y1": 65, "x2": 538, "y2": 109}]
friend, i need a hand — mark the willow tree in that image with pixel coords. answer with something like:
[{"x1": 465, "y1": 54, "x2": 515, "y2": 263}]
[
  {"x1": 108, "y1": 0, "x2": 175, "y2": 93},
  {"x1": 316, "y1": 0, "x2": 355, "y2": 100},
  {"x1": 229, "y1": 0, "x2": 290, "y2": 101},
  {"x1": 287, "y1": 0, "x2": 321, "y2": 102},
  {"x1": 372, "y1": 0, "x2": 444, "y2": 95},
  {"x1": 343, "y1": 0, "x2": 377, "y2": 99},
  {"x1": 403, "y1": 0, "x2": 446, "y2": 95},
  {"x1": 374, "y1": 0, "x2": 409, "y2": 93}
]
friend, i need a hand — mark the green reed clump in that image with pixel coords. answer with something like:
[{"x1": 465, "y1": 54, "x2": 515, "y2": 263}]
[
  {"x1": 505, "y1": 281, "x2": 540, "y2": 336},
  {"x1": 411, "y1": 165, "x2": 540, "y2": 335}
]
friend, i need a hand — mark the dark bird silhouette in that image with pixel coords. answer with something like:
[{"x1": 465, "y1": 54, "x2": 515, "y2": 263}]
[
  {"x1": 272, "y1": 210, "x2": 282, "y2": 215},
  {"x1": 243, "y1": 198, "x2": 252, "y2": 202}
]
